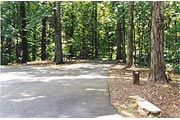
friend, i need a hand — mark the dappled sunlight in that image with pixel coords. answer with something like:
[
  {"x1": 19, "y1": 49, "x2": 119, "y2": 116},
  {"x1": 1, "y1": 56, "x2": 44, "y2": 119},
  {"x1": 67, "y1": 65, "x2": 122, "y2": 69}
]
[
  {"x1": 61, "y1": 83, "x2": 71, "y2": 86},
  {"x1": 66, "y1": 74, "x2": 108, "y2": 79},
  {"x1": 1, "y1": 72, "x2": 29, "y2": 82},
  {"x1": 1, "y1": 63, "x2": 113, "y2": 84},
  {"x1": 97, "y1": 114, "x2": 123, "y2": 118},
  {"x1": 1, "y1": 94, "x2": 11, "y2": 98},
  {"x1": 0, "y1": 63, "x2": 119, "y2": 118},
  {"x1": 10, "y1": 96, "x2": 46, "y2": 102},
  {"x1": 19, "y1": 92, "x2": 38, "y2": 97},
  {"x1": 60, "y1": 63, "x2": 111, "y2": 70},
  {"x1": 1, "y1": 84, "x2": 10, "y2": 87},
  {"x1": 124, "y1": 76, "x2": 132, "y2": 80},
  {"x1": 119, "y1": 110, "x2": 136, "y2": 118},
  {"x1": 85, "y1": 88, "x2": 106, "y2": 92},
  {"x1": 0, "y1": 63, "x2": 113, "y2": 84},
  {"x1": 58, "y1": 115, "x2": 70, "y2": 118},
  {"x1": 4, "y1": 91, "x2": 46, "y2": 103}
]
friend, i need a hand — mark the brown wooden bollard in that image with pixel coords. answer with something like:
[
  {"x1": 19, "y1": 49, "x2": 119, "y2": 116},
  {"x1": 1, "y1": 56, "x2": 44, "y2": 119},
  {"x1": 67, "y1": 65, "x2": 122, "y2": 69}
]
[{"x1": 133, "y1": 71, "x2": 140, "y2": 85}]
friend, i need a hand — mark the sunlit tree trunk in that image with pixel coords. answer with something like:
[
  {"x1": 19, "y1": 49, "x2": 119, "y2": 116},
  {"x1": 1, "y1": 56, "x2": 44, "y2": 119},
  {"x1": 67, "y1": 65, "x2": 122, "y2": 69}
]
[
  {"x1": 148, "y1": 1, "x2": 167, "y2": 83},
  {"x1": 54, "y1": 1, "x2": 63, "y2": 64},
  {"x1": 127, "y1": 1, "x2": 134, "y2": 67}
]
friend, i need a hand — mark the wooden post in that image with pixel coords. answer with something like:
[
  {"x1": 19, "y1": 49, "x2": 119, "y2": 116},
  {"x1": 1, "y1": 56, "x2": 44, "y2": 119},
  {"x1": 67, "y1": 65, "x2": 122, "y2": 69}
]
[{"x1": 133, "y1": 71, "x2": 140, "y2": 85}]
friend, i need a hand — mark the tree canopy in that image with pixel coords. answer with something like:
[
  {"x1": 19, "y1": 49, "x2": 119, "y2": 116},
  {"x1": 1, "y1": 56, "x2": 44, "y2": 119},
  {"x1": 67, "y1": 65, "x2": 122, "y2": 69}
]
[{"x1": 1, "y1": 1, "x2": 180, "y2": 72}]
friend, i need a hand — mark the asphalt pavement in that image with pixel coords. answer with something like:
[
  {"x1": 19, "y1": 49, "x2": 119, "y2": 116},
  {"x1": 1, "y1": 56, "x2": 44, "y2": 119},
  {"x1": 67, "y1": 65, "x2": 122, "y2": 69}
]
[{"x1": 0, "y1": 63, "x2": 121, "y2": 118}]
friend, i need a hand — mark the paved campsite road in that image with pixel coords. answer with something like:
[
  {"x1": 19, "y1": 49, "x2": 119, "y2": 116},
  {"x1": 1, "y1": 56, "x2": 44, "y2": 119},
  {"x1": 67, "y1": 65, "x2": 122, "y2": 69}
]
[{"x1": 0, "y1": 63, "x2": 121, "y2": 118}]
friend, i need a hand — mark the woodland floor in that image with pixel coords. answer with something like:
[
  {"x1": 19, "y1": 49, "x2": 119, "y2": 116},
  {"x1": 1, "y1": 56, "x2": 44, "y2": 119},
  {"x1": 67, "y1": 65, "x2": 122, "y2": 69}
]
[{"x1": 108, "y1": 63, "x2": 180, "y2": 118}]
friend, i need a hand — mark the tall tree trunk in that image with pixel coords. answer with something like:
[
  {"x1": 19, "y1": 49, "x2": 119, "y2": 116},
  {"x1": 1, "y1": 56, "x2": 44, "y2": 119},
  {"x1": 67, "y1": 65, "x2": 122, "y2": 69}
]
[
  {"x1": 15, "y1": 2, "x2": 20, "y2": 63},
  {"x1": 92, "y1": 2, "x2": 98, "y2": 59},
  {"x1": 70, "y1": 4, "x2": 75, "y2": 38},
  {"x1": 148, "y1": 1, "x2": 167, "y2": 83},
  {"x1": 7, "y1": 3, "x2": 12, "y2": 63},
  {"x1": 20, "y1": 1, "x2": 28, "y2": 63},
  {"x1": 7, "y1": 38, "x2": 12, "y2": 63},
  {"x1": 41, "y1": 17, "x2": 47, "y2": 60},
  {"x1": 32, "y1": 27, "x2": 37, "y2": 61},
  {"x1": 116, "y1": 21, "x2": 122, "y2": 60},
  {"x1": 122, "y1": 11, "x2": 126, "y2": 63},
  {"x1": 133, "y1": 28, "x2": 136, "y2": 64},
  {"x1": 91, "y1": 3, "x2": 94, "y2": 58},
  {"x1": 82, "y1": 13, "x2": 86, "y2": 59},
  {"x1": 127, "y1": 2, "x2": 134, "y2": 67},
  {"x1": 16, "y1": 38, "x2": 20, "y2": 63},
  {"x1": 54, "y1": 1, "x2": 63, "y2": 64},
  {"x1": 94, "y1": 2, "x2": 98, "y2": 58},
  {"x1": 138, "y1": 31, "x2": 141, "y2": 65}
]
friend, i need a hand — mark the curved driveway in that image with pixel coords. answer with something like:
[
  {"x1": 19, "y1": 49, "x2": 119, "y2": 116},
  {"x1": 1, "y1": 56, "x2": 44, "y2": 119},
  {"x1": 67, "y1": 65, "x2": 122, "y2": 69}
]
[{"x1": 0, "y1": 63, "x2": 120, "y2": 118}]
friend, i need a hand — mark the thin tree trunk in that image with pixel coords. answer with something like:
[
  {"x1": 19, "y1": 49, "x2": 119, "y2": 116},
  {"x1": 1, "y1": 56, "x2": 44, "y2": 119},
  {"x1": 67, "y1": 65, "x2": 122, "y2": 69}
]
[
  {"x1": 91, "y1": 3, "x2": 95, "y2": 58},
  {"x1": 141, "y1": 24, "x2": 145, "y2": 65},
  {"x1": 138, "y1": 22, "x2": 142, "y2": 65},
  {"x1": 7, "y1": 3, "x2": 12, "y2": 63},
  {"x1": 7, "y1": 38, "x2": 12, "y2": 63},
  {"x1": 133, "y1": 28, "x2": 136, "y2": 64},
  {"x1": 41, "y1": 17, "x2": 47, "y2": 60},
  {"x1": 116, "y1": 21, "x2": 122, "y2": 60},
  {"x1": 15, "y1": 2, "x2": 20, "y2": 63},
  {"x1": 54, "y1": 1, "x2": 63, "y2": 64},
  {"x1": 148, "y1": 1, "x2": 167, "y2": 83},
  {"x1": 122, "y1": 11, "x2": 126, "y2": 63},
  {"x1": 94, "y1": 2, "x2": 98, "y2": 58},
  {"x1": 16, "y1": 38, "x2": 20, "y2": 63},
  {"x1": 70, "y1": 4, "x2": 75, "y2": 38},
  {"x1": 127, "y1": 1, "x2": 134, "y2": 67},
  {"x1": 32, "y1": 27, "x2": 37, "y2": 61},
  {"x1": 20, "y1": 1, "x2": 28, "y2": 63}
]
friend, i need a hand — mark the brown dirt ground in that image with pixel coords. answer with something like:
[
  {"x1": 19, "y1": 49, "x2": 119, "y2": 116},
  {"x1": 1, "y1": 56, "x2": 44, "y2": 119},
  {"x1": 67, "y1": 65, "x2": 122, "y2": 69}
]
[{"x1": 108, "y1": 63, "x2": 180, "y2": 118}]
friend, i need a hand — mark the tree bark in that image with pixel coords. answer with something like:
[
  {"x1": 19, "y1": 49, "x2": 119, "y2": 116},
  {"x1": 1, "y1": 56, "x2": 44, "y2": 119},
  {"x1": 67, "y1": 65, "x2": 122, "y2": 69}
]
[
  {"x1": 92, "y1": 2, "x2": 98, "y2": 59},
  {"x1": 116, "y1": 21, "x2": 122, "y2": 60},
  {"x1": 122, "y1": 11, "x2": 126, "y2": 63},
  {"x1": 15, "y1": 2, "x2": 21, "y2": 63},
  {"x1": 20, "y1": 1, "x2": 28, "y2": 63},
  {"x1": 127, "y1": 2, "x2": 134, "y2": 68},
  {"x1": 32, "y1": 27, "x2": 37, "y2": 61},
  {"x1": 7, "y1": 38, "x2": 12, "y2": 63},
  {"x1": 41, "y1": 17, "x2": 47, "y2": 60},
  {"x1": 94, "y1": 2, "x2": 98, "y2": 58},
  {"x1": 54, "y1": 1, "x2": 63, "y2": 64},
  {"x1": 148, "y1": 1, "x2": 167, "y2": 83}
]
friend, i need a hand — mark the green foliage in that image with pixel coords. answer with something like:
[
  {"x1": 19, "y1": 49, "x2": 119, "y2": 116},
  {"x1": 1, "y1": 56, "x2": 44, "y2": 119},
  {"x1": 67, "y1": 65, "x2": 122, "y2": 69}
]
[{"x1": 1, "y1": 1, "x2": 179, "y2": 72}]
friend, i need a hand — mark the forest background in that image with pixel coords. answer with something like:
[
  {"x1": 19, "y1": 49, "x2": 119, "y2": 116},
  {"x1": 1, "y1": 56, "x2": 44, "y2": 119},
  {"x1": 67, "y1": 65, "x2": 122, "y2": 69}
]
[{"x1": 1, "y1": 1, "x2": 180, "y2": 72}]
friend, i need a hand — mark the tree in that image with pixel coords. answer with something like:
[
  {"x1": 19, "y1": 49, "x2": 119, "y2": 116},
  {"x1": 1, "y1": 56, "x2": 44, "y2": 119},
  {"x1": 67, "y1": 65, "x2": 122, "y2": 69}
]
[
  {"x1": 54, "y1": 1, "x2": 63, "y2": 64},
  {"x1": 20, "y1": 1, "x2": 28, "y2": 63},
  {"x1": 148, "y1": 1, "x2": 167, "y2": 83},
  {"x1": 92, "y1": 1, "x2": 98, "y2": 59},
  {"x1": 115, "y1": 2, "x2": 123, "y2": 61},
  {"x1": 41, "y1": 17, "x2": 47, "y2": 60},
  {"x1": 1, "y1": 1, "x2": 179, "y2": 73},
  {"x1": 116, "y1": 21, "x2": 122, "y2": 60},
  {"x1": 127, "y1": 1, "x2": 134, "y2": 67}
]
